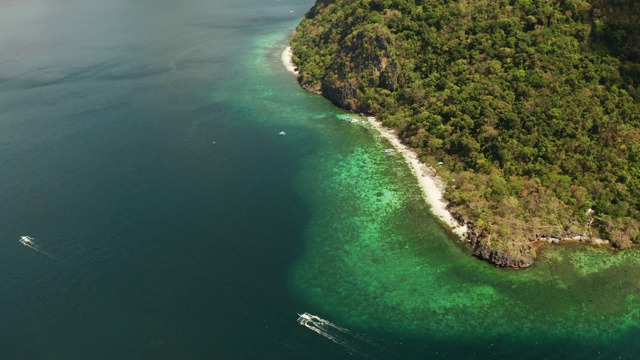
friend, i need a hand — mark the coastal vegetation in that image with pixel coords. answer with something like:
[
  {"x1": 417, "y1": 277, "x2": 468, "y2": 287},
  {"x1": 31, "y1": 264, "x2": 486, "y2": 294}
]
[{"x1": 290, "y1": 0, "x2": 640, "y2": 267}]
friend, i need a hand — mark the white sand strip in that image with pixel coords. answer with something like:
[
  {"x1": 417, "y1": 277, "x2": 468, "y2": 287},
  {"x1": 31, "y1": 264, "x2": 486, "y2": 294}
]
[
  {"x1": 282, "y1": 46, "x2": 298, "y2": 75},
  {"x1": 367, "y1": 117, "x2": 467, "y2": 237}
]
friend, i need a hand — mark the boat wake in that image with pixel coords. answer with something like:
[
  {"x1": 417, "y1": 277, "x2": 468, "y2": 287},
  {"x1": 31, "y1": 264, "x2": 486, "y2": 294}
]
[
  {"x1": 297, "y1": 313, "x2": 385, "y2": 358},
  {"x1": 19, "y1": 236, "x2": 59, "y2": 261}
]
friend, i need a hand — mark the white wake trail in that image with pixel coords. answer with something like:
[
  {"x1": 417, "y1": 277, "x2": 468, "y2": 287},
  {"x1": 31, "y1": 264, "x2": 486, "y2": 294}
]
[
  {"x1": 304, "y1": 322, "x2": 363, "y2": 355},
  {"x1": 20, "y1": 240, "x2": 59, "y2": 261},
  {"x1": 315, "y1": 318, "x2": 381, "y2": 348},
  {"x1": 297, "y1": 313, "x2": 385, "y2": 358}
]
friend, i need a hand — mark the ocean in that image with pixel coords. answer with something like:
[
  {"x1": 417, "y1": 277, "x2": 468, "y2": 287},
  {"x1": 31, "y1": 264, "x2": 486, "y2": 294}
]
[{"x1": 2, "y1": 0, "x2": 640, "y2": 358}]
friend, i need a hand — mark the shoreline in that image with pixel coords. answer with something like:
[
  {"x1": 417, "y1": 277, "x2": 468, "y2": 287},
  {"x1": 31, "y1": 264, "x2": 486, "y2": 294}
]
[
  {"x1": 366, "y1": 117, "x2": 467, "y2": 237},
  {"x1": 280, "y1": 46, "x2": 624, "y2": 268},
  {"x1": 281, "y1": 46, "x2": 467, "y2": 238},
  {"x1": 281, "y1": 46, "x2": 298, "y2": 75}
]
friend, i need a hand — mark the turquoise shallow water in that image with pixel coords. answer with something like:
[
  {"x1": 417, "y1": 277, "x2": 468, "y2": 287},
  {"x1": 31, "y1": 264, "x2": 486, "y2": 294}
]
[
  {"x1": 242, "y1": 31, "x2": 640, "y2": 359},
  {"x1": 2, "y1": 0, "x2": 640, "y2": 359}
]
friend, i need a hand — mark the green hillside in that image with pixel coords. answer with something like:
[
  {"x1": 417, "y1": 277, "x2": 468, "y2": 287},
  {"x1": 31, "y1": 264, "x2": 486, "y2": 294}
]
[{"x1": 290, "y1": 0, "x2": 640, "y2": 267}]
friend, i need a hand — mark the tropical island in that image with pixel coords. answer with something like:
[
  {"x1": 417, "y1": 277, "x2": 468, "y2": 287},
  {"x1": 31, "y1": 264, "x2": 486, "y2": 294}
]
[{"x1": 288, "y1": 0, "x2": 640, "y2": 268}]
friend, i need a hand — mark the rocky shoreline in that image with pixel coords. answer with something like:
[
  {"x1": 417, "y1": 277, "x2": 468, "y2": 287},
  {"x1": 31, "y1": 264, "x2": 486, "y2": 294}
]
[{"x1": 450, "y1": 208, "x2": 613, "y2": 268}]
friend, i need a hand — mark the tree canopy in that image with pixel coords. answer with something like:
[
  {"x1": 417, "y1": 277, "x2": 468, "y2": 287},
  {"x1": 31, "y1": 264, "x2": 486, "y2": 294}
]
[{"x1": 291, "y1": 0, "x2": 640, "y2": 266}]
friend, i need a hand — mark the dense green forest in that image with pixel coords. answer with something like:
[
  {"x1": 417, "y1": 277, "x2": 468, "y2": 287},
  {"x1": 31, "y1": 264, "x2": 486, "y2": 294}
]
[{"x1": 290, "y1": 0, "x2": 640, "y2": 267}]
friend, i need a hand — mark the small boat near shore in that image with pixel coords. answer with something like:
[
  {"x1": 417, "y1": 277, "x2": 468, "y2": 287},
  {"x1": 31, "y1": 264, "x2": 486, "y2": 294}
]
[{"x1": 279, "y1": 131, "x2": 286, "y2": 136}]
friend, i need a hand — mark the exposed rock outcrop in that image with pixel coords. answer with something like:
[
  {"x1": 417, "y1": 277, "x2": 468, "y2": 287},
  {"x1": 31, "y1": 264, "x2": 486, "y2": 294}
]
[
  {"x1": 296, "y1": 25, "x2": 396, "y2": 113},
  {"x1": 450, "y1": 206, "x2": 612, "y2": 269},
  {"x1": 472, "y1": 242, "x2": 534, "y2": 269},
  {"x1": 321, "y1": 82, "x2": 360, "y2": 110}
]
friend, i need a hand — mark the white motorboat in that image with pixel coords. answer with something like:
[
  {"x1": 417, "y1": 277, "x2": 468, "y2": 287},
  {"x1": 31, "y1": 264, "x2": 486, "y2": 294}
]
[
  {"x1": 297, "y1": 312, "x2": 322, "y2": 326},
  {"x1": 20, "y1": 236, "x2": 34, "y2": 245}
]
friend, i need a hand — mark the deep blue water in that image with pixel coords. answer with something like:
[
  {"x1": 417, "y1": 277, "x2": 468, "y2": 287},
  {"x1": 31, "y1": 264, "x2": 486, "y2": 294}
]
[
  {"x1": 0, "y1": 0, "x2": 327, "y2": 358},
  {"x1": 3, "y1": 1, "x2": 640, "y2": 359}
]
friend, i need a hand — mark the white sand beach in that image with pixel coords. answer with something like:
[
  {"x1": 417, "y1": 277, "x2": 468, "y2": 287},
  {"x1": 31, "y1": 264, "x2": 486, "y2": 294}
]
[
  {"x1": 281, "y1": 46, "x2": 298, "y2": 75},
  {"x1": 281, "y1": 46, "x2": 467, "y2": 237},
  {"x1": 367, "y1": 117, "x2": 467, "y2": 237}
]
